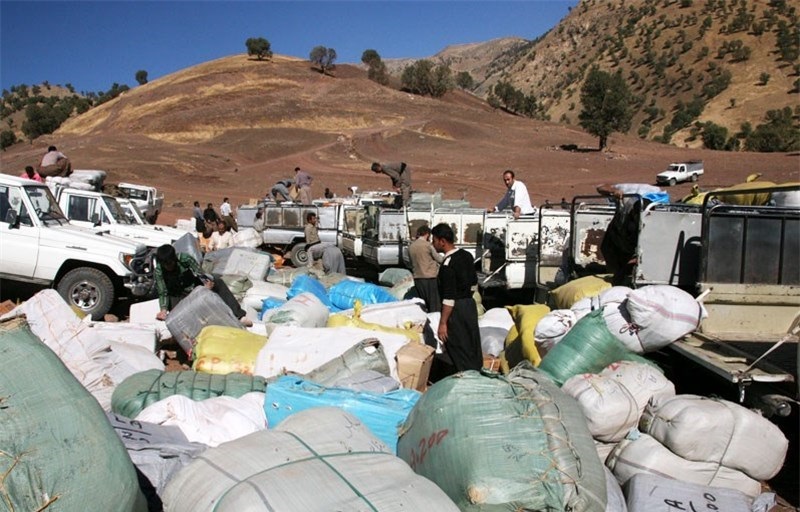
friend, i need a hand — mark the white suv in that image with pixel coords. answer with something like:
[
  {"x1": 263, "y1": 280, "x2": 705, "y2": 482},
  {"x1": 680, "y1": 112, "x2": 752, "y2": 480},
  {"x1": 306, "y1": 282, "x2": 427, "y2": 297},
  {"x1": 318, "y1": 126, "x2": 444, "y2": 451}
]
[{"x1": 0, "y1": 175, "x2": 154, "y2": 319}]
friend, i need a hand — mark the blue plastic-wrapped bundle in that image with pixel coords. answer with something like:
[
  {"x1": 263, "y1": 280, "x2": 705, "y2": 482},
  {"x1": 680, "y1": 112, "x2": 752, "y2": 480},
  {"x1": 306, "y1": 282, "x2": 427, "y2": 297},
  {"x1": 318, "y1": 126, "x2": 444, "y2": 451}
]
[
  {"x1": 328, "y1": 279, "x2": 397, "y2": 310},
  {"x1": 258, "y1": 297, "x2": 287, "y2": 320},
  {"x1": 286, "y1": 274, "x2": 335, "y2": 310},
  {"x1": 264, "y1": 376, "x2": 419, "y2": 452}
]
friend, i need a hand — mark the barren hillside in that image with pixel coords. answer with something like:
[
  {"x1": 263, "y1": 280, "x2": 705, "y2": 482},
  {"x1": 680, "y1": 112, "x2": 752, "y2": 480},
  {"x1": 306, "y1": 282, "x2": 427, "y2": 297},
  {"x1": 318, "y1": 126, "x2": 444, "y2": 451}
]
[{"x1": 1, "y1": 53, "x2": 796, "y2": 224}]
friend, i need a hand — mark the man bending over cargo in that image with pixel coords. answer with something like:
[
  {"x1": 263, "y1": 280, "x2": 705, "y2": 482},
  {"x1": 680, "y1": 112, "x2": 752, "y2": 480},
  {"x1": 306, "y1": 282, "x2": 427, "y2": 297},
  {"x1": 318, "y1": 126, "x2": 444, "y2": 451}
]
[
  {"x1": 37, "y1": 145, "x2": 73, "y2": 178},
  {"x1": 304, "y1": 212, "x2": 346, "y2": 274},
  {"x1": 154, "y1": 244, "x2": 251, "y2": 326}
]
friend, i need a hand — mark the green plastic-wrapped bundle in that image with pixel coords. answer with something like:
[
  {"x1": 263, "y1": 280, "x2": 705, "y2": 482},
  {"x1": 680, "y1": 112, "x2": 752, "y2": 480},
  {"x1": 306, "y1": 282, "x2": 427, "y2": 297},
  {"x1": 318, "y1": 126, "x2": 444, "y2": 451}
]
[
  {"x1": 397, "y1": 364, "x2": 607, "y2": 512},
  {"x1": 111, "y1": 369, "x2": 267, "y2": 419},
  {"x1": 538, "y1": 308, "x2": 636, "y2": 386},
  {"x1": 0, "y1": 318, "x2": 146, "y2": 512}
]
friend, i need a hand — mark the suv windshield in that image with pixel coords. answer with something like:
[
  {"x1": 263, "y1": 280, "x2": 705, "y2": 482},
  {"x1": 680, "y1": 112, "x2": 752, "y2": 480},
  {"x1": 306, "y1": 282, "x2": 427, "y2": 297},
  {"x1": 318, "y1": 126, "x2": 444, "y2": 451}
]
[
  {"x1": 25, "y1": 185, "x2": 67, "y2": 225},
  {"x1": 120, "y1": 187, "x2": 149, "y2": 201},
  {"x1": 102, "y1": 196, "x2": 134, "y2": 224},
  {"x1": 120, "y1": 201, "x2": 145, "y2": 224}
]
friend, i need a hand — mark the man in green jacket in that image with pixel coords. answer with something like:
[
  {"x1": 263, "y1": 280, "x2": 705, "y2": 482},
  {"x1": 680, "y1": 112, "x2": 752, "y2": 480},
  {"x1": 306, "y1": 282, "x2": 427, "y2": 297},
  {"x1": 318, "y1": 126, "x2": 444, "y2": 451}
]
[{"x1": 153, "y1": 244, "x2": 251, "y2": 325}]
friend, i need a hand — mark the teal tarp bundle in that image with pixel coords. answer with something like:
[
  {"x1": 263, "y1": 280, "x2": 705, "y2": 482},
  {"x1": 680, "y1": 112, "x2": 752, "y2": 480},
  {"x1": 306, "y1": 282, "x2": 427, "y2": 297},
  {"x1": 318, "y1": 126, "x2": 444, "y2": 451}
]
[
  {"x1": 0, "y1": 318, "x2": 146, "y2": 511},
  {"x1": 111, "y1": 369, "x2": 267, "y2": 419},
  {"x1": 538, "y1": 308, "x2": 651, "y2": 385},
  {"x1": 397, "y1": 364, "x2": 607, "y2": 512}
]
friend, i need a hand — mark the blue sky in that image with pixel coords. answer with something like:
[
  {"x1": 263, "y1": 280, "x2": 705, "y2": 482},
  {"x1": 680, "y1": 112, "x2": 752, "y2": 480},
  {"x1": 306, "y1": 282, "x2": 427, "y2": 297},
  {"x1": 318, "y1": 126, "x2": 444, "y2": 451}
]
[{"x1": 1, "y1": 1, "x2": 577, "y2": 94}]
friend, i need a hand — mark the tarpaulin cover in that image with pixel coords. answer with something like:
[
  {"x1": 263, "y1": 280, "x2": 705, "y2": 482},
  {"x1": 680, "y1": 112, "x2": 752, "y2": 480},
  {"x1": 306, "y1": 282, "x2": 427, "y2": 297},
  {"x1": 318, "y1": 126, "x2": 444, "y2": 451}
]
[
  {"x1": 397, "y1": 363, "x2": 607, "y2": 511},
  {"x1": 0, "y1": 318, "x2": 146, "y2": 512},
  {"x1": 265, "y1": 376, "x2": 420, "y2": 452},
  {"x1": 111, "y1": 369, "x2": 266, "y2": 419}
]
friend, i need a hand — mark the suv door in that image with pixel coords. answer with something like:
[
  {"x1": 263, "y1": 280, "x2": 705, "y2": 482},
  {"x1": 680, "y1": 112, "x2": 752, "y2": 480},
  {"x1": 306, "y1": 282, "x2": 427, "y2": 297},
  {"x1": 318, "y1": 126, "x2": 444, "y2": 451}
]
[{"x1": 0, "y1": 184, "x2": 40, "y2": 278}]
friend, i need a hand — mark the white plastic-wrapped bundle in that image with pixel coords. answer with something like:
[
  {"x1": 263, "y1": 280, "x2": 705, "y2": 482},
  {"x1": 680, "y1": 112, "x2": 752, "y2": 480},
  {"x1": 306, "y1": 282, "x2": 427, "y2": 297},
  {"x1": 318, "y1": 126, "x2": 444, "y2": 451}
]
[
  {"x1": 640, "y1": 395, "x2": 788, "y2": 480},
  {"x1": 254, "y1": 326, "x2": 409, "y2": 381},
  {"x1": 479, "y1": 307, "x2": 514, "y2": 331},
  {"x1": 563, "y1": 361, "x2": 675, "y2": 442},
  {"x1": 601, "y1": 302, "x2": 643, "y2": 353},
  {"x1": 624, "y1": 286, "x2": 705, "y2": 350},
  {"x1": 0, "y1": 290, "x2": 147, "y2": 410},
  {"x1": 162, "y1": 407, "x2": 459, "y2": 512},
  {"x1": 202, "y1": 247, "x2": 272, "y2": 281},
  {"x1": 260, "y1": 292, "x2": 329, "y2": 332},
  {"x1": 351, "y1": 299, "x2": 428, "y2": 330},
  {"x1": 480, "y1": 326, "x2": 507, "y2": 357},
  {"x1": 175, "y1": 218, "x2": 196, "y2": 232},
  {"x1": 571, "y1": 286, "x2": 632, "y2": 320},
  {"x1": 624, "y1": 473, "x2": 765, "y2": 512},
  {"x1": 606, "y1": 434, "x2": 762, "y2": 498},
  {"x1": 70, "y1": 169, "x2": 107, "y2": 188},
  {"x1": 534, "y1": 309, "x2": 577, "y2": 356},
  {"x1": 136, "y1": 392, "x2": 266, "y2": 447},
  {"x1": 85, "y1": 319, "x2": 159, "y2": 351},
  {"x1": 232, "y1": 228, "x2": 262, "y2": 248},
  {"x1": 595, "y1": 440, "x2": 618, "y2": 464}
]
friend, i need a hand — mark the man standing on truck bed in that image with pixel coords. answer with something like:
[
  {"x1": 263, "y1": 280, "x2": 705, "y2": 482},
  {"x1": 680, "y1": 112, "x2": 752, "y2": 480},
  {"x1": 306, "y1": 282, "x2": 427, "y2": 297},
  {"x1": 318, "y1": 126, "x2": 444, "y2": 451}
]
[
  {"x1": 271, "y1": 178, "x2": 295, "y2": 204},
  {"x1": 37, "y1": 146, "x2": 73, "y2": 178},
  {"x1": 409, "y1": 225, "x2": 443, "y2": 313},
  {"x1": 294, "y1": 167, "x2": 313, "y2": 205},
  {"x1": 371, "y1": 162, "x2": 411, "y2": 208},
  {"x1": 431, "y1": 223, "x2": 483, "y2": 375},
  {"x1": 488, "y1": 170, "x2": 534, "y2": 220}
]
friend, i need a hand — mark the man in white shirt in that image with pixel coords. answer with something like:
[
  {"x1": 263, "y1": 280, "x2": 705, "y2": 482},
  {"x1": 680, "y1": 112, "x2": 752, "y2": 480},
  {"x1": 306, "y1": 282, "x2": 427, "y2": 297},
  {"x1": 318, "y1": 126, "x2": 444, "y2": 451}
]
[
  {"x1": 219, "y1": 197, "x2": 238, "y2": 231},
  {"x1": 209, "y1": 220, "x2": 235, "y2": 251},
  {"x1": 487, "y1": 170, "x2": 534, "y2": 219}
]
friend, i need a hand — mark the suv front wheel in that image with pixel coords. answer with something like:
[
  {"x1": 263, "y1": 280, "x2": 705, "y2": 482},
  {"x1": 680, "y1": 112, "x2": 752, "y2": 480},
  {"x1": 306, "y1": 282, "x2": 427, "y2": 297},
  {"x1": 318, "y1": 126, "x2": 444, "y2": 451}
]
[{"x1": 56, "y1": 268, "x2": 115, "y2": 320}]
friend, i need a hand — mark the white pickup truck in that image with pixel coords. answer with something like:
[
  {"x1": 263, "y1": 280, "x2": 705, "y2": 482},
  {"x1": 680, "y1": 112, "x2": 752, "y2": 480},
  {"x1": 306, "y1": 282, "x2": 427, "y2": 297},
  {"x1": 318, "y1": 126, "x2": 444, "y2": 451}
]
[
  {"x1": 0, "y1": 175, "x2": 154, "y2": 319},
  {"x1": 656, "y1": 160, "x2": 704, "y2": 186},
  {"x1": 117, "y1": 182, "x2": 164, "y2": 224},
  {"x1": 52, "y1": 186, "x2": 185, "y2": 248}
]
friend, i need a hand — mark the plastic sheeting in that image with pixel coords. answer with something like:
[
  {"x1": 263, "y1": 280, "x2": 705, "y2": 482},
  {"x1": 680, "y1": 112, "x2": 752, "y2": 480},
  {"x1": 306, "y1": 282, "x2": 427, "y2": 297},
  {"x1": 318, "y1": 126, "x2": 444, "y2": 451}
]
[
  {"x1": 328, "y1": 279, "x2": 398, "y2": 310},
  {"x1": 201, "y1": 246, "x2": 272, "y2": 281},
  {"x1": 162, "y1": 408, "x2": 460, "y2": 512},
  {"x1": 303, "y1": 338, "x2": 392, "y2": 385},
  {"x1": 136, "y1": 392, "x2": 266, "y2": 447},
  {"x1": 165, "y1": 286, "x2": 243, "y2": 357},
  {"x1": 192, "y1": 326, "x2": 268, "y2": 375},
  {"x1": 260, "y1": 291, "x2": 330, "y2": 332},
  {"x1": 397, "y1": 363, "x2": 607, "y2": 512},
  {"x1": 265, "y1": 376, "x2": 420, "y2": 451},
  {"x1": 111, "y1": 369, "x2": 267, "y2": 419},
  {"x1": 0, "y1": 318, "x2": 146, "y2": 512},
  {"x1": 624, "y1": 473, "x2": 762, "y2": 512},
  {"x1": 255, "y1": 325, "x2": 410, "y2": 381}
]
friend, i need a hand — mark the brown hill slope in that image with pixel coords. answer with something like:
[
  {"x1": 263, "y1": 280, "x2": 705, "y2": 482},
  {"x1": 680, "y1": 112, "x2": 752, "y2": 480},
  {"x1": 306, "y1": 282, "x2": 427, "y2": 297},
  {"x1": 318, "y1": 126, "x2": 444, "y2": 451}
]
[
  {"x1": 481, "y1": 0, "x2": 799, "y2": 147},
  {"x1": 1, "y1": 54, "x2": 796, "y2": 224}
]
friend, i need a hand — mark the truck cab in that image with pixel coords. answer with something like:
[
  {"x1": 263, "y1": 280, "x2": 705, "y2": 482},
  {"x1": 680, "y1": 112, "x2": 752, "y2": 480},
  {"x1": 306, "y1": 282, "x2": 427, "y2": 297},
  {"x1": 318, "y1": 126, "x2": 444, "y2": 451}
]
[
  {"x1": 117, "y1": 182, "x2": 164, "y2": 223},
  {"x1": 656, "y1": 160, "x2": 704, "y2": 187},
  {"x1": 0, "y1": 175, "x2": 153, "y2": 319},
  {"x1": 55, "y1": 187, "x2": 181, "y2": 248}
]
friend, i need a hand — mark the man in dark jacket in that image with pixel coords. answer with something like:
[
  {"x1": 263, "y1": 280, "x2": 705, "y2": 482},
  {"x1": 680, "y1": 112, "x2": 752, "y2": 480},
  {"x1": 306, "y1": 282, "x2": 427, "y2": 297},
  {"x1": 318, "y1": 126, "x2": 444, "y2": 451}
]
[{"x1": 431, "y1": 223, "x2": 482, "y2": 374}]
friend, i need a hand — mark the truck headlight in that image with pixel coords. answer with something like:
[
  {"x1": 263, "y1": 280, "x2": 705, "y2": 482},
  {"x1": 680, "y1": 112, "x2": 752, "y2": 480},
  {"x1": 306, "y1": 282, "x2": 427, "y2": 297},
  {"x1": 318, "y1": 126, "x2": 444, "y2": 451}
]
[{"x1": 120, "y1": 252, "x2": 135, "y2": 270}]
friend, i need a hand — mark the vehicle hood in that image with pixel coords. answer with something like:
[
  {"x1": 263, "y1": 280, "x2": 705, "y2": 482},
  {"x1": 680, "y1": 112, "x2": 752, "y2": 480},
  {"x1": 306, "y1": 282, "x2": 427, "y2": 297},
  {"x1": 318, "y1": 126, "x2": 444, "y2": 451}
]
[
  {"x1": 44, "y1": 223, "x2": 145, "y2": 254},
  {"x1": 91, "y1": 224, "x2": 180, "y2": 247}
]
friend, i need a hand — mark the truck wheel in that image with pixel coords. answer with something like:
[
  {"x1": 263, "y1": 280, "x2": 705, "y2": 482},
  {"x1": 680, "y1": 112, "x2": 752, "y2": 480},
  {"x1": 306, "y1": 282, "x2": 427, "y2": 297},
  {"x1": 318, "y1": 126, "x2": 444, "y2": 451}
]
[
  {"x1": 669, "y1": 178, "x2": 677, "y2": 187},
  {"x1": 56, "y1": 268, "x2": 115, "y2": 320},
  {"x1": 288, "y1": 245, "x2": 310, "y2": 267},
  {"x1": 690, "y1": 173, "x2": 698, "y2": 182}
]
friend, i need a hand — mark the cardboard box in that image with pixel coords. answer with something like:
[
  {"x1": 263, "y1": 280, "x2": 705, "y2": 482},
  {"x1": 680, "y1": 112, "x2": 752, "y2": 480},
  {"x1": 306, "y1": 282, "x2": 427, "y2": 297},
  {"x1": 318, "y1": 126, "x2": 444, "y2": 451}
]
[{"x1": 396, "y1": 341, "x2": 434, "y2": 392}]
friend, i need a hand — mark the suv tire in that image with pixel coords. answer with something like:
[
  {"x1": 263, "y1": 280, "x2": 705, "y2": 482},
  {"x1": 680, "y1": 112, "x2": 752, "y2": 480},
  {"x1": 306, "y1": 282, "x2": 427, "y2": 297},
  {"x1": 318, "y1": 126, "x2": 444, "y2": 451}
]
[{"x1": 56, "y1": 267, "x2": 115, "y2": 320}]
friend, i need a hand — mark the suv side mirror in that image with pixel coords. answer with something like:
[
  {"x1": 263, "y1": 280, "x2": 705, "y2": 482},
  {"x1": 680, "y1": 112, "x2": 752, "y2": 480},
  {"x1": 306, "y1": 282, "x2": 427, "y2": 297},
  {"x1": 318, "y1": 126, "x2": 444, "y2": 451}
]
[
  {"x1": 91, "y1": 213, "x2": 101, "y2": 226},
  {"x1": 4, "y1": 209, "x2": 19, "y2": 228}
]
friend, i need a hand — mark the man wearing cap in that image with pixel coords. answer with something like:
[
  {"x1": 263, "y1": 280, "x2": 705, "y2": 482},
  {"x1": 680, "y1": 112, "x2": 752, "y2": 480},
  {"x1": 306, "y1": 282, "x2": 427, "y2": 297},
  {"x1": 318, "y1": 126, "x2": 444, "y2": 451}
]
[{"x1": 371, "y1": 162, "x2": 411, "y2": 207}]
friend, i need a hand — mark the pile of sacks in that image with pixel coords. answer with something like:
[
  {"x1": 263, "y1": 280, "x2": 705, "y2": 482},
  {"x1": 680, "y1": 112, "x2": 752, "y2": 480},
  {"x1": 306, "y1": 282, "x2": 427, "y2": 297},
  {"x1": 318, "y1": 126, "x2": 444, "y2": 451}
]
[{"x1": 0, "y1": 262, "x2": 789, "y2": 511}]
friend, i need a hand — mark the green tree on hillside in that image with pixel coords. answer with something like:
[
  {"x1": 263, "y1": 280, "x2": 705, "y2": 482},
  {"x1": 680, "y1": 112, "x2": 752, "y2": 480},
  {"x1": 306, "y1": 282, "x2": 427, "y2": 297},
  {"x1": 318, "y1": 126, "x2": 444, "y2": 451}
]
[
  {"x1": 745, "y1": 107, "x2": 800, "y2": 152},
  {"x1": 246, "y1": 37, "x2": 273, "y2": 61},
  {"x1": 135, "y1": 70, "x2": 148, "y2": 85},
  {"x1": 578, "y1": 67, "x2": 633, "y2": 150},
  {"x1": 401, "y1": 60, "x2": 453, "y2": 98},
  {"x1": 455, "y1": 71, "x2": 474, "y2": 90},
  {"x1": 0, "y1": 129, "x2": 17, "y2": 150},
  {"x1": 361, "y1": 49, "x2": 389, "y2": 85},
  {"x1": 310, "y1": 46, "x2": 337, "y2": 75}
]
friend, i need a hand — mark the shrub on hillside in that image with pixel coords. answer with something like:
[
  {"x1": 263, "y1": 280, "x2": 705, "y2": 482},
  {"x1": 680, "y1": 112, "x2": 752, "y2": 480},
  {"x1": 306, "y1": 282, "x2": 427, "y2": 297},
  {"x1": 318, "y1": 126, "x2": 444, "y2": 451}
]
[{"x1": 745, "y1": 107, "x2": 800, "y2": 152}]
